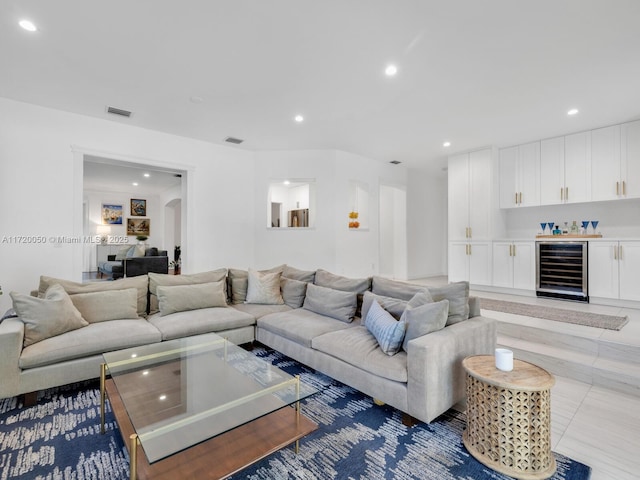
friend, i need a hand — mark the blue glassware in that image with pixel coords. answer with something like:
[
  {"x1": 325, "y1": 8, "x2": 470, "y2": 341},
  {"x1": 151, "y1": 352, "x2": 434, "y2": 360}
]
[
  {"x1": 540, "y1": 222, "x2": 547, "y2": 234},
  {"x1": 548, "y1": 222, "x2": 555, "y2": 233},
  {"x1": 581, "y1": 221, "x2": 589, "y2": 231},
  {"x1": 591, "y1": 220, "x2": 599, "y2": 234}
]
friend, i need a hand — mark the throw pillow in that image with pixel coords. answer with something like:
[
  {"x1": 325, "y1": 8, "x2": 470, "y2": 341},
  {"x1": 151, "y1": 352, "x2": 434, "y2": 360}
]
[
  {"x1": 38, "y1": 275, "x2": 149, "y2": 317},
  {"x1": 371, "y1": 276, "x2": 429, "y2": 301},
  {"x1": 302, "y1": 283, "x2": 357, "y2": 323},
  {"x1": 227, "y1": 265, "x2": 285, "y2": 304},
  {"x1": 156, "y1": 281, "x2": 227, "y2": 316},
  {"x1": 361, "y1": 291, "x2": 409, "y2": 321},
  {"x1": 401, "y1": 299, "x2": 449, "y2": 351},
  {"x1": 283, "y1": 265, "x2": 316, "y2": 283},
  {"x1": 406, "y1": 289, "x2": 434, "y2": 308},
  {"x1": 148, "y1": 269, "x2": 228, "y2": 315},
  {"x1": 365, "y1": 300, "x2": 406, "y2": 356},
  {"x1": 11, "y1": 284, "x2": 88, "y2": 347},
  {"x1": 281, "y1": 277, "x2": 307, "y2": 308},
  {"x1": 70, "y1": 288, "x2": 139, "y2": 323},
  {"x1": 428, "y1": 281, "x2": 470, "y2": 325},
  {"x1": 314, "y1": 269, "x2": 372, "y2": 317},
  {"x1": 245, "y1": 269, "x2": 284, "y2": 305},
  {"x1": 115, "y1": 245, "x2": 132, "y2": 260}
]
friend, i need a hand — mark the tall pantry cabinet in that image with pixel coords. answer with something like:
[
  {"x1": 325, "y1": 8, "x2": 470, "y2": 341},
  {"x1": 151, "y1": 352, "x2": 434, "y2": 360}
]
[{"x1": 448, "y1": 149, "x2": 495, "y2": 285}]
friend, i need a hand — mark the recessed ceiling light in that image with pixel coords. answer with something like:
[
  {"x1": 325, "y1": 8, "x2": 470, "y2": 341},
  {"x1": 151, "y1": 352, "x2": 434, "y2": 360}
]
[
  {"x1": 443, "y1": 141, "x2": 451, "y2": 147},
  {"x1": 132, "y1": 182, "x2": 139, "y2": 186},
  {"x1": 567, "y1": 108, "x2": 579, "y2": 116},
  {"x1": 385, "y1": 64, "x2": 398, "y2": 76},
  {"x1": 294, "y1": 115, "x2": 304, "y2": 123},
  {"x1": 283, "y1": 180, "x2": 291, "y2": 185},
  {"x1": 19, "y1": 20, "x2": 37, "y2": 32},
  {"x1": 143, "y1": 173, "x2": 150, "y2": 178}
]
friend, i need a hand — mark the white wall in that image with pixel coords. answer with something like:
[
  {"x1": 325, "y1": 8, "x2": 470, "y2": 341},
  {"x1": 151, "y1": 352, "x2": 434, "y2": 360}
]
[
  {"x1": 0, "y1": 97, "x2": 255, "y2": 312},
  {"x1": 407, "y1": 168, "x2": 448, "y2": 279},
  {"x1": 252, "y1": 149, "x2": 407, "y2": 277}
]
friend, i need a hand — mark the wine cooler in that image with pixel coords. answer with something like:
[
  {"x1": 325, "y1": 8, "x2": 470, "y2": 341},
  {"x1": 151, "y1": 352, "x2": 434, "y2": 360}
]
[{"x1": 536, "y1": 241, "x2": 588, "y2": 302}]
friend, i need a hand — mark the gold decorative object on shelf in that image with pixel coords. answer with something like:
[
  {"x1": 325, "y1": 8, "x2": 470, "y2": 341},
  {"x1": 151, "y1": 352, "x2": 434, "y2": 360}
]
[{"x1": 348, "y1": 211, "x2": 360, "y2": 228}]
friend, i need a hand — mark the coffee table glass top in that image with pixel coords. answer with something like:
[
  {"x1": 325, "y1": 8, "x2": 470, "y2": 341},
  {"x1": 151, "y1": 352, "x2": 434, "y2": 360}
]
[{"x1": 102, "y1": 333, "x2": 319, "y2": 463}]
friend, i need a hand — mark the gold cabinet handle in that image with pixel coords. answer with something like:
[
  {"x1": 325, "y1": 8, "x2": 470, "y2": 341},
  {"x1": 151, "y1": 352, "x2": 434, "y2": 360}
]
[
  {"x1": 560, "y1": 187, "x2": 563, "y2": 201},
  {"x1": 519, "y1": 192, "x2": 523, "y2": 204},
  {"x1": 617, "y1": 181, "x2": 620, "y2": 195},
  {"x1": 515, "y1": 192, "x2": 518, "y2": 205},
  {"x1": 513, "y1": 244, "x2": 516, "y2": 257},
  {"x1": 469, "y1": 244, "x2": 472, "y2": 256},
  {"x1": 565, "y1": 187, "x2": 569, "y2": 201},
  {"x1": 619, "y1": 245, "x2": 623, "y2": 260},
  {"x1": 614, "y1": 245, "x2": 618, "y2": 260},
  {"x1": 468, "y1": 227, "x2": 472, "y2": 239},
  {"x1": 623, "y1": 181, "x2": 627, "y2": 196}
]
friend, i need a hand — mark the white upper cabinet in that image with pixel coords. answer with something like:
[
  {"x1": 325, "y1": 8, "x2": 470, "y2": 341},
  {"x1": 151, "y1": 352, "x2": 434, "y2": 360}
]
[
  {"x1": 499, "y1": 142, "x2": 540, "y2": 208},
  {"x1": 563, "y1": 131, "x2": 591, "y2": 204},
  {"x1": 448, "y1": 149, "x2": 493, "y2": 241},
  {"x1": 621, "y1": 120, "x2": 640, "y2": 199},
  {"x1": 540, "y1": 136, "x2": 565, "y2": 205},
  {"x1": 591, "y1": 125, "x2": 621, "y2": 201}
]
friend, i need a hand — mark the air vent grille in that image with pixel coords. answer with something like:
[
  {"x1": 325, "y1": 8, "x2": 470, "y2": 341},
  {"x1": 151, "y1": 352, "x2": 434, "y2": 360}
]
[
  {"x1": 225, "y1": 136, "x2": 244, "y2": 144},
  {"x1": 106, "y1": 106, "x2": 132, "y2": 117}
]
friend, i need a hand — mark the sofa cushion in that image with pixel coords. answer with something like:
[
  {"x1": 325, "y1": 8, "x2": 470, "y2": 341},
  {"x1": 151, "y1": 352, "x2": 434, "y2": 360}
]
[
  {"x1": 148, "y1": 269, "x2": 228, "y2": 315},
  {"x1": 371, "y1": 276, "x2": 428, "y2": 301},
  {"x1": 428, "y1": 281, "x2": 470, "y2": 325},
  {"x1": 231, "y1": 303, "x2": 291, "y2": 319},
  {"x1": 365, "y1": 300, "x2": 406, "y2": 356},
  {"x1": 115, "y1": 245, "x2": 132, "y2": 260},
  {"x1": 147, "y1": 307, "x2": 255, "y2": 341},
  {"x1": 227, "y1": 265, "x2": 285, "y2": 305},
  {"x1": 157, "y1": 281, "x2": 227, "y2": 316},
  {"x1": 39, "y1": 275, "x2": 149, "y2": 317},
  {"x1": 19, "y1": 319, "x2": 162, "y2": 369},
  {"x1": 258, "y1": 308, "x2": 352, "y2": 348},
  {"x1": 245, "y1": 269, "x2": 284, "y2": 305},
  {"x1": 282, "y1": 265, "x2": 316, "y2": 283},
  {"x1": 11, "y1": 284, "x2": 88, "y2": 347},
  {"x1": 280, "y1": 277, "x2": 307, "y2": 309},
  {"x1": 407, "y1": 289, "x2": 434, "y2": 308},
  {"x1": 361, "y1": 291, "x2": 409, "y2": 321},
  {"x1": 401, "y1": 299, "x2": 449, "y2": 351},
  {"x1": 314, "y1": 269, "x2": 371, "y2": 316},
  {"x1": 303, "y1": 284, "x2": 357, "y2": 323},
  {"x1": 70, "y1": 288, "x2": 139, "y2": 323},
  {"x1": 311, "y1": 327, "x2": 408, "y2": 383}
]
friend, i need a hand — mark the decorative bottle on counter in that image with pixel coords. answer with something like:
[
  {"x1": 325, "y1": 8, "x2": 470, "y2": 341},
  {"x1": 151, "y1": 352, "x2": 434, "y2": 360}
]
[{"x1": 570, "y1": 221, "x2": 579, "y2": 234}]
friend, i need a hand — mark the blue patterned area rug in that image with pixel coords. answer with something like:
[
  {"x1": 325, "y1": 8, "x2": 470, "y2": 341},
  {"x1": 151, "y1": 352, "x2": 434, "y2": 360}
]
[{"x1": 0, "y1": 348, "x2": 591, "y2": 480}]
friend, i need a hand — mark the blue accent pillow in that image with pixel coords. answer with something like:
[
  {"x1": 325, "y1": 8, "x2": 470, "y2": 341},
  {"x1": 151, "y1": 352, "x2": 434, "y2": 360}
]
[{"x1": 365, "y1": 299, "x2": 406, "y2": 356}]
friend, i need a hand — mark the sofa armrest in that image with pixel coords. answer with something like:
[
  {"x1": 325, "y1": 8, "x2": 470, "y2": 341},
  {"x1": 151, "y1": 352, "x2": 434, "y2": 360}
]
[
  {"x1": 0, "y1": 318, "x2": 25, "y2": 399},
  {"x1": 406, "y1": 316, "x2": 496, "y2": 423}
]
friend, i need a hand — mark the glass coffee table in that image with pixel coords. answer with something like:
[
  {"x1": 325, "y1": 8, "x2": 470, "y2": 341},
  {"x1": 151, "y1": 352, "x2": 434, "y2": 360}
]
[{"x1": 100, "y1": 333, "x2": 319, "y2": 480}]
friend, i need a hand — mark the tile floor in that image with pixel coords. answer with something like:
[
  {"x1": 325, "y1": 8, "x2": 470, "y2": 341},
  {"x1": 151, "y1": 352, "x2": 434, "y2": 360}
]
[{"x1": 414, "y1": 276, "x2": 640, "y2": 480}]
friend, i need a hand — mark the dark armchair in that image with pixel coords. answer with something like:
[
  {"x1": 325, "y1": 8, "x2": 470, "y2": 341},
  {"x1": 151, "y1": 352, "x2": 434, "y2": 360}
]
[{"x1": 99, "y1": 248, "x2": 168, "y2": 279}]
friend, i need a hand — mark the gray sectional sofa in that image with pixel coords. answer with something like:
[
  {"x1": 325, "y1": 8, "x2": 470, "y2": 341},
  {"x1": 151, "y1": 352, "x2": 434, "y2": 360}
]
[{"x1": 0, "y1": 266, "x2": 496, "y2": 424}]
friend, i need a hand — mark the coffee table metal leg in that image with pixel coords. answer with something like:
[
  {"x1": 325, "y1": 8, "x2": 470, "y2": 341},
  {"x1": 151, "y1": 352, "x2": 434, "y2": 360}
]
[
  {"x1": 130, "y1": 434, "x2": 138, "y2": 480},
  {"x1": 100, "y1": 363, "x2": 106, "y2": 434},
  {"x1": 295, "y1": 375, "x2": 300, "y2": 454}
]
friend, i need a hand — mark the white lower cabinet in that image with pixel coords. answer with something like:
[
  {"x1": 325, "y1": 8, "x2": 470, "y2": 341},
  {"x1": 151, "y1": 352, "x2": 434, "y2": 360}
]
[
  {"x1": 589, "y1": 241, "x2": 640, "y2": 301},
  {"x1": 449, "y1": 242, "x2": 491, "y2": 285},
  {"x1": 492, "y1": 242, "x2": 535, "y2": 290}
]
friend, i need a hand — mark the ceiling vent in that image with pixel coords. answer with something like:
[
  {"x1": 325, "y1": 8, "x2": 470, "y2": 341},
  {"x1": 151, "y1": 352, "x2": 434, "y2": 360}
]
[
  {"x1": 225, "y1": 136, "x2": 244, "y2": 144},
  {"x1": 390, "y1": 160, "x2": 402, "y2": 165},
  {"x1": 106, "y1": 106, "x2": 132, "y2": 117}
]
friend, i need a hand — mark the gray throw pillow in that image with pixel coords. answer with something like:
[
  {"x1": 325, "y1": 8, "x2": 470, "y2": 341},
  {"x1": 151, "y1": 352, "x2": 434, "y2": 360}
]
[
  {"x1": 303, "y1": 283, "x2": 357, "y2": 323},
  {"x1": 428, "y1": 282, "x2": 470, "y2": 325},
  {"x1": 148, "y1": 269, "x2": 228, "y2": 315},
  {"x1": 371, "y1": 276, "x2": 428, "y2": 301},
  {"x1": 407, "y1": 289, "x2": 434, "y2": 308},
  {"x1": 365, "y1": 300, "x2": 406, "y2": 356},
  {"x1": 245, "y1": 269, "x2": 284, "y2": 305},
  {"x1": 227, "y1": 265, "x2": 285, "y2": 305},
  {"x1": 283, "y1": 265, "x2": 316, "y2": 283},
  {"x1": 401, "y1": 299, "x2": 449, "y2": 351},
  {"x1": 361, "y1": 291, "x2": 409, "y2": 321},
  {"x1": 281, "y1": 277, "x2": 307, "y2": 308},
  {"x1": 11, "y1": 284, "x2": 88, "y2": 347},
  {"x1": 314, "y1": 269, "x2": 371, "y2": 293},
  {"x1": 157, "y1": 281, "x2": 227, "y2": 316},
  {"x1": 70, "y1": 288, "x2": 139, "y2": 323}
]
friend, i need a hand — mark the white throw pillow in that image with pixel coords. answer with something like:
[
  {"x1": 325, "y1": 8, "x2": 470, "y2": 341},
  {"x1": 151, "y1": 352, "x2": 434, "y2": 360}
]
[
  {"x1": 245, "y1": 269, "x2": 284, "y2": 305},
  {"x1": 156, "y1": 281, "x2": 228, "y2": 316},
  {"x1": 11, "y1": 284, "x2": 88, "y2": 347},
  {"x1": 70, "y1": 288, "x2": 139, "y2": 323}
]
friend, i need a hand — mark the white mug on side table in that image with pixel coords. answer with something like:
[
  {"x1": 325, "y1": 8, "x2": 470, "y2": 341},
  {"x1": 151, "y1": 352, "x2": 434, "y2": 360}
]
[{"x1": 495, "y1": 348, "x2": 513, "y2": 371}]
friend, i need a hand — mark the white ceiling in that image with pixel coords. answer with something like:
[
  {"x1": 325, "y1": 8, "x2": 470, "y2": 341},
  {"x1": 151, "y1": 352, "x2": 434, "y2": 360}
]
[
  {"x1": 83, "y1": 156, "x2": 182, "y2": 196},
  {"x1": 2, "y1": 0, "x2": 640, "y2": 172}
]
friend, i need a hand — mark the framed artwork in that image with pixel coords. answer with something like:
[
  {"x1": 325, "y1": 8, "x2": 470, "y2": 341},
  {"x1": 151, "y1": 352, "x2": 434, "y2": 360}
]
[
  {"x1": 127, "y1": 218, "x2": 150, "y2": 236},
  {"x1": 130, "y1": 198, "x2": 147, "y2": 216},
  {"x1": 102, "y1": 204, "x2": 123, "y2": 225}
]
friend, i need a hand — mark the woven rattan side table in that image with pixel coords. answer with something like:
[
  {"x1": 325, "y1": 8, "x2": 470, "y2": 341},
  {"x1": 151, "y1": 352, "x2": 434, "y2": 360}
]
[{"x1": 462, "y1": 355, "x2": 556, "y2": 480}]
